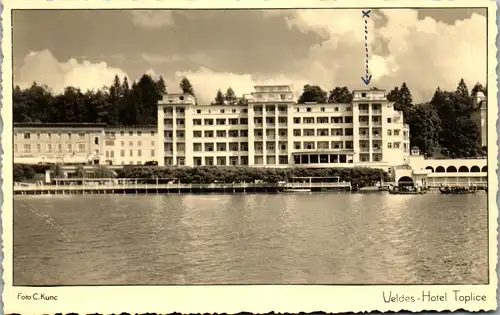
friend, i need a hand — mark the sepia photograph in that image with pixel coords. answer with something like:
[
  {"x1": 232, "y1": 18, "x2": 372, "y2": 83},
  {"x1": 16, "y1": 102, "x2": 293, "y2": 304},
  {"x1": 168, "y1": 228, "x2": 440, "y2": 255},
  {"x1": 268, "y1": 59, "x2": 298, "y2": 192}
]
[{"x1": 2, "y1": 0, "x2": 498, "y2": 313}]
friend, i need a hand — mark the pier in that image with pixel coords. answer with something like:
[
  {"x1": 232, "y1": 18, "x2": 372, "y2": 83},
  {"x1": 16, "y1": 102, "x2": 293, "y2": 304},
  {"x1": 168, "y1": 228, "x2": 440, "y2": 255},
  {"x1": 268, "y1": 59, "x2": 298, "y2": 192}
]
[{"x1": 14, "y1": 178, "x2": 352, "y2": 196}]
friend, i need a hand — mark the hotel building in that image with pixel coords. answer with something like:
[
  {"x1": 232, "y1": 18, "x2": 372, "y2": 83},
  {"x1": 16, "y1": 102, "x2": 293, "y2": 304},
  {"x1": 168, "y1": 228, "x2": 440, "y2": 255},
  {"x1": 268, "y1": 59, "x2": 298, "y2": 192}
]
[
  {"x1": 470, "y1": 91, "x2": 488, "y2": 148},
  {"x1": 14, "y1": 123, "x2": 158, "y2": 166},
  {"x1": 14, "y1": 123, "x2": 106, "y2": 165},
  {"x1": 157, "y1": 85, "x2": 410, "y2": 169},
  {"x1": 103, "y1": 126, "x2": 158, "y2": 165}
]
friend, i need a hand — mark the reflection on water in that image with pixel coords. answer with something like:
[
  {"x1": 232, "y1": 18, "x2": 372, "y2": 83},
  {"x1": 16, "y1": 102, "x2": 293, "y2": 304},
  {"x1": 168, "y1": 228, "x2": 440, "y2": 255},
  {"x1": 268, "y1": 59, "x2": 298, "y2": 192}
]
[{"x1": 13, "y1": 192, "x2": 488, "y2": 285}]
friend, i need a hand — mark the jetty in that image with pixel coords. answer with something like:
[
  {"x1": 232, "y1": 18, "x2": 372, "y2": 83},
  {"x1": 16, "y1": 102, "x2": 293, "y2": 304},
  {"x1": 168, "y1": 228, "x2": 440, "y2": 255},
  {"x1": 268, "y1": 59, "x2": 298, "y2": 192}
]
[{"x1": 14, "y1": 177, "x2": 352, "y2": 196}]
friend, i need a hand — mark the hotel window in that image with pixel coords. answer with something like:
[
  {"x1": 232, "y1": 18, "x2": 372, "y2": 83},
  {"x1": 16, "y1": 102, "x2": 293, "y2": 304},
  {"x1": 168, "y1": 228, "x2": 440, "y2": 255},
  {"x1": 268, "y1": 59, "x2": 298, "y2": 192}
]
[
  {"x1": 280, "y1": 143, "x2": 287, "y2": 150},
  {"x1": 37, "y1": 132, "x2": 41, "y2": 139},
  {"x1": 137, "y1": 141, "x2": 142, "y2": 146},
  {"x1": 240, "y1": 142, "x2": 248, "y2": 151},
  {"x1": 217, "y1": 157, "x2": 226, "y2": 166},
  {"x1": 151, "y1": 140, "x2": 155, "y2": 146},
  {"x1": 318, "y1": 142, "x2": 329, "y2": 149},
  {"x1": 47, "y1": 144, "x2": 53, "y2": 152},
  {"x1": 394, "y1": 130, "x2": 400, "y2": 136},
  {"x1": 205, "y1": 157, "x2": 214, "y2": 166},
  {"x1": 193, "y1": 119, "x2": 202, "y2": 125},
  {"x1": 387, "y1": 118, "x2": 392, "y2": 123},
  {"x1": 106, "y1": 151, "x2": 109, "y2": 158},
  {"x1": 346, "y1": 107, "x2": 352, "y2": 111},
  {"x1": 138, "y1": 131, "x2": 142, "y2": 136},
  {"x1": 293, "y1": 129, "x2": 301, "y2": 136},
  {"x1": 177, "y1": 119, "x2": 185, "y2": 125},
  {"x1": 78, "y1": 144, "x2": 84, "y2": 152},
  {"x1": 345, "y1": 116, "x2": 353, "y2": 123},
  {"x1": 232, "y1": 109, "x2": 237, "y2": 113},
  {"x1": 296, "y1": 108, "x2": 300, "y2": 112},
  {"x1": 23, "y1": 133, "x2": 30, "y2": 139},
  {"x1": 129, "y1": 141, "x2": 133, "y2": 146},
  {"x1": 345, "y1": 141, "x2": 353, "y2": 149},
  {"x1": 220, "y1": 109, "x2": 225, "y2": 114},
  {"x1": 318, "y1": 129, "x2": 329, "y2": 136},
  {"x1": 196, "y1": 109, "x2": 201, "y2": 114},
  {"x1": 23, "y1": 144, "x2": 31, "y2": 153},
  {"x1": 317, "y1": 117, "x2": 329, "y2": 124},
  {"x1": 151, "y1": 150, "x2": 155, "y2": 157},
  {"x1": 78, "y1": 132, "x2": 85, "y2": 139},
  {"x1": 388, "y1": 143, "x2": 392, "y2": 149},
  {"x1": 110, "y1": 151, "x2": 115, "y2": 158},
  {"x1": 216, "y1": 130, "x2": 226, "y2": 137},
  {"x1": 331, "y1": 141, "x2": 343, "y2": 149},
  {"x1": 193, "y1": 143, "x2": 202, "y2": 151},
  {"x1": 217, "y1": 143, "x2": 226, "y2": 151},
  {"x1": 176, "y1": 131, "x2": 185, "y2": 138},
  {"x1": 304, "y1": 142, "x2": 315, "y2": 150},
  {"x1": 94, "y1": 137, "x2": 99, "y2": 145},
  {"x1": 129, "y1": 150, "x2": 133, "y2": 157},
  {"x1": 304, "y1": 129, "x2": 315, "y2": 136},
  {"x1": 67, "y1": 133, "x2": 72, "y2": 140},
  {"x1": 345, "y1": 128, "x2": 353, "y2": 136},
  {"x1": 216, "y1": 118, "x2": 226, "y2": 125},
  {"x1": 229, "y1": 118, "x2": 238, "y2": 125},
  {"x1": 150, "y1": 131, "x2": 155, "y2": 136},
  {"x1": 243, "y1": 109, "x2": 248, "y2": 113},
  {"x1": 204, "y1": 119, "x2": 214, "y2": 125},
  {"x1": 120, "y1": 131, "x2": 125, "y2": 136},
  {"x1": 229, "y1": 143, "x2": 239, "y2": 151},
  {"x1": 240, "y1": 130, "x2": 248, "y2": 137},
  {"x1": 294, "y1": 118, "x2": 301, "y2": 124},
  {"x1": 193, "y1": 131, "x2": 202, "y2": 138},
  {"x1": 229, "y1": 130, "x2": 239, "y2": 137},
  {"x1": 176, "y1": 143, "x2": 186, "y2": 152},
  {"x1": 335, "y1": 107, "x2": 339, "y2": 112},
  {"x1": 121, "y1": 150, "x2": 125, "y2": 157},
  {"x1": 240, "y1": 118, "x2": 248, "y2": 124},
  {"x1": 387, "y1": 130, "x2": 392, "y2": 136},
  {"x1": 294, "y1": 142, "x2": 301, "y2": 149},
  {"x1": 393, "y1": 142, "x2": 400, "y2": 148},
  {"x1": 204, "y1": 131, "x2": 214, "y2": 138},
  {"x1": 306, "y1": 107, "x2": 311, "y2": 112},
  {"x1": 57, "y1": 132, "x2": 62, "y2": 139},
  {"x1": 205, "y1": 143, "x2": 214, "y2": 151},
  {"x1": 138, "y1": 150, "x2": 142, "y2": 157},
  {"x1": 57, "y1": 144, "x2": 62, "y2": 152},
  {"x1": 129, "y1": 131, "x2": 133, "y2": 136},
  {"x1": 303, "y1": 117, "x2": 314, "y2": 124},
  {"x1": 321, "y1": 107, "x2": 325, "y2": 112},
  {"x1": 36, "y1": 144, "x2": 41, "y2": 153},
  {"x1": 67, "y1": 144, "x2": 72, "y2": 152},
  {"x1": 48, "y1": 133, "x2": 52, "y2": 139}
]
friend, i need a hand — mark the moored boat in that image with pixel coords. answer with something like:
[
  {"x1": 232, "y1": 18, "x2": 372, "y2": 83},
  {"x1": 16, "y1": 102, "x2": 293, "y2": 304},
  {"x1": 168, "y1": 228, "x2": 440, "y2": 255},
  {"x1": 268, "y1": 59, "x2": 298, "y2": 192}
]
[
  {"x1": 282, "y1": 188, "x2": 312, "y2": 193},
  {"x1": 388, "y1": 186, "x2": 426, "y2": 195},
  {"x1": 439, "y1": 187, "x2": 477, "y2": 195}
]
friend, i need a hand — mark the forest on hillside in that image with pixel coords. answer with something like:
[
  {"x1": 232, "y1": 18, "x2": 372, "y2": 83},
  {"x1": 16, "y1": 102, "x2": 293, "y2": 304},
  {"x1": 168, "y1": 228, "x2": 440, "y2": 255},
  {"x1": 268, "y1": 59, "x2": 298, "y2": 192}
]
[{"x1": 13, "y1": 74, "x2": 487, "y2": 159}]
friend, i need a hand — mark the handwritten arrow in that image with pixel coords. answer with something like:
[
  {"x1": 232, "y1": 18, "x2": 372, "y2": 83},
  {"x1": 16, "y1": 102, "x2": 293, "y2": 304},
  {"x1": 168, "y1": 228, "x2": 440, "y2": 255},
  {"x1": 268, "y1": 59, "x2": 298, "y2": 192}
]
[{"x1": 361, "y1": 10, "x2": 372, "y2": 85}]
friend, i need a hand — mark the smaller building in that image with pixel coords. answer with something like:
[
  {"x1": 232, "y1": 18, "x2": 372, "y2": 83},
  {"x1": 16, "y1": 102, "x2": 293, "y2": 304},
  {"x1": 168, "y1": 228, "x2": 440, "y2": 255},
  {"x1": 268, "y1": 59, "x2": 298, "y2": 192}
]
[
  {"x1": 13, "y1": 123, "x2": 106, "y2": 165},
  {"x1": 103, "y1": 125, "x2": 158, "y2": 165}
]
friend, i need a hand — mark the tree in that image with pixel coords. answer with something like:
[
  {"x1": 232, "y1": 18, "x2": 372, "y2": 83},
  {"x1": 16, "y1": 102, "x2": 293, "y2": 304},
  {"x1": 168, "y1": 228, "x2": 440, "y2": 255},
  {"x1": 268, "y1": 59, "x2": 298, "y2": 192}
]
[
  {"x1": 388, "y1": 82, "x2": 413, "y2": 122},
  {"x1": 471, "y1": 82, "x2": 487, "y2": 96},
  {"x1": 225, "y1": 87, "x2": 237, "y2": 105},
  {"x1": 213, "y1": 89, "x2": 225, "y2": 105},
  {"x1": 156, "y1": 76, "x2": 167, "y2": 98},
  {"x1": 328, "y1": 87, "x2": 352, "y2": 103},
  {"x1": 298, "y1": 84, "x2": 327, "y2": 104},
  {"x1": 456, "y1": 78, "x2": 469, "y2": 98},
  {"x1": 407, "y1": 104, "x2": 442, "y2": 157},
  {"x1": 180, "y1": 77, "x2": 195, "y2": 97}
]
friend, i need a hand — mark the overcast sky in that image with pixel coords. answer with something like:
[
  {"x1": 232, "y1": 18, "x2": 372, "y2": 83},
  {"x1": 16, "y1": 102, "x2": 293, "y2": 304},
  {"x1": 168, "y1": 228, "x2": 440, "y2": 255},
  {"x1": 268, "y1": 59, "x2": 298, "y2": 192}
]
[{"x1": 13, "y1": 8, "x2": 487, "y2": 104}]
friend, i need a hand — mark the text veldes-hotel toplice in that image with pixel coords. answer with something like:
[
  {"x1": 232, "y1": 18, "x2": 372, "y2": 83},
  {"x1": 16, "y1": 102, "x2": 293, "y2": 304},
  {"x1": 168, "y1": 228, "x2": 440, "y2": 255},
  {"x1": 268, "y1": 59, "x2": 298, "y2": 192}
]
[{"x1": 13, "y1": 84, "x2": 489, "y2": 187}]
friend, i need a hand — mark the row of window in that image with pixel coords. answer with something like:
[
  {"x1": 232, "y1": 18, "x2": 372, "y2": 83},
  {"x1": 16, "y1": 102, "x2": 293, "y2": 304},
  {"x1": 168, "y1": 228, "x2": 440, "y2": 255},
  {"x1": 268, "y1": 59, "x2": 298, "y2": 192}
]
[
  {"x1": 104, "y1": 140, "x2": 156, "y2": 147},
  {"x1": 18, "y1": 132, "x2": 87, "y2": 140},
  {"x1": 164, "y1": 155, "x2": 291, "y2": 166},
  {"x1": 105, "y1": 130, "x2": 156, "y2": 137},
  {"x1": 15, "y1": 143, "x2": 87, "y2": 154},
  {"x1": 105, "y1": 149, "x2": 155, "y2": 158}
]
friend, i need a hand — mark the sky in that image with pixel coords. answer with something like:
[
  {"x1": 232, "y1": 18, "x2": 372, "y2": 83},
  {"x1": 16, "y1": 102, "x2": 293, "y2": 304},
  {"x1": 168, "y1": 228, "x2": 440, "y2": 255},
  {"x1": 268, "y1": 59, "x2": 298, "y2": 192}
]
[{"x1": 12, "y1": 8, "x2": 487, "y2": 104}]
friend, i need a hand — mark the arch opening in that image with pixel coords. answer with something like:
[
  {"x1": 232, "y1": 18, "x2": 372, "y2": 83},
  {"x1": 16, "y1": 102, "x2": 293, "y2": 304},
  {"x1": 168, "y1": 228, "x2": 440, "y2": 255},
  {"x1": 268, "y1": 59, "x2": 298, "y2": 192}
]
[
  {"x1": 398, "y1": 176, "x2": 414, "y2": 188},
  {"x1": 458, "y1": 166, "x2": 469, "y2": 173},
  {"x1": 471, "y1": 166, "x2": 480, "y2": 172},
  {"x1": 446, "y1": 166, "x2": 457, "y2": 173},
  {"x1": 435, "y1": 166, "x2": 445, "y2": 173},
  {"x1": 425, "y1": 166, "x2": 434, "y2": 172},
  {"x1": 482, "y1": 166, "x2": 488, "y2": 172}
]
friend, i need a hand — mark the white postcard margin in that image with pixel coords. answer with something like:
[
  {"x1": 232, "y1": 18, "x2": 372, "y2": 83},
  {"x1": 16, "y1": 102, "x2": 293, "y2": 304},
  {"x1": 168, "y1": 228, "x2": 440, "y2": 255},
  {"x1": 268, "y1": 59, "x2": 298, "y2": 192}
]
[{"x1": 1, "y1": 0, "x2": 498, "y2": 314}]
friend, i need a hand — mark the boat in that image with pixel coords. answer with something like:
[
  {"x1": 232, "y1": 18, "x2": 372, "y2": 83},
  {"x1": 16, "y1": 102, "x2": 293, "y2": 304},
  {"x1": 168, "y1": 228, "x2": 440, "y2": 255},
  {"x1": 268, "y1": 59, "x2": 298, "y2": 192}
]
[
  {"x1": 282, "y1": 188, "x2": 312, "y2": 193},
  {"x1": 439, "y1": 187, "x2": 477, "y2": 195},
  {"x1": 388, "y1": 189, "x2": 426, "y2": 195},
  {"x1": 388, "y1": 186, "x2": 426, "y2": 195}
]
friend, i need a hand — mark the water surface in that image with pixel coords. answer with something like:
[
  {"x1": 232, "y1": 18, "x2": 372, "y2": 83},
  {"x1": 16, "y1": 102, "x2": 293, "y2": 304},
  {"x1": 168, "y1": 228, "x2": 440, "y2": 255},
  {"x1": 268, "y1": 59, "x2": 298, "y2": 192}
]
[{"x1": 14, "y1": 192, "x2": 488, "y2": 285}]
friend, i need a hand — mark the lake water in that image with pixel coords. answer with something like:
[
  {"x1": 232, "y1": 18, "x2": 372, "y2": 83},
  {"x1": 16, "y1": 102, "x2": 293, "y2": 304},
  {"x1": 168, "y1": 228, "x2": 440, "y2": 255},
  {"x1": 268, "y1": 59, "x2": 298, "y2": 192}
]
[{"x1": 13, "y1": 192, "x2": 489, "y2": 285}]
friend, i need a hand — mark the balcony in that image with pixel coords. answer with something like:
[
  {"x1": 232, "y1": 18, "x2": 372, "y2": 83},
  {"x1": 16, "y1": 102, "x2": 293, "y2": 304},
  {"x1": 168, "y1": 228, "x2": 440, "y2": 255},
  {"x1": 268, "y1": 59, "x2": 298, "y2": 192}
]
[
  {"x1": 372, "y1": 109, "x2": 382, "y2": 115},
  {"x1": 371, "y1": 121, "x2": 382, "y2": 126},
  {"x1": 359, "y1": 134, "x2": 370, "y2": 139},
  {"x1": 359, "y1": 121, "x2": 369, "y2": 126},
  {"x1": 360, "y1": 147, "x2": 370, "y2": 153},
  {"x1": 359, "y1": 109, "x2": 369, "y2": 115},
  {"x1": 254, "y1": 111, "x2": 263, "y2": 116}
]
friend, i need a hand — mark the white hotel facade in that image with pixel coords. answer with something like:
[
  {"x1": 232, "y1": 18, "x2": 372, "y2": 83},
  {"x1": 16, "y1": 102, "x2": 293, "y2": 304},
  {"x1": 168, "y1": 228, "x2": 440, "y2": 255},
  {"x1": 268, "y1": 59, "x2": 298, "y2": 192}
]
[{"x1": 157, "y1": 85, "x2": 410, "y2": 169}]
